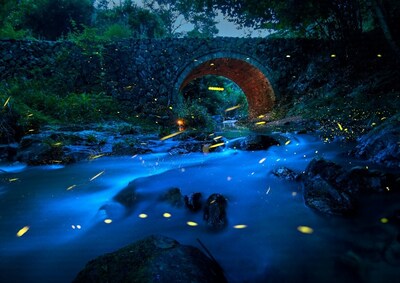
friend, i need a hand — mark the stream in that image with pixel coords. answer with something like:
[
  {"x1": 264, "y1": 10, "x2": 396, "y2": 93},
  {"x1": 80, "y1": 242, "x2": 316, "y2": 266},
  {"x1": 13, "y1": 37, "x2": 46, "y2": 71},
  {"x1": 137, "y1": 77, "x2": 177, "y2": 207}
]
[{"x1": 0, "y1": 133, "x2": 399, "y2": 283}]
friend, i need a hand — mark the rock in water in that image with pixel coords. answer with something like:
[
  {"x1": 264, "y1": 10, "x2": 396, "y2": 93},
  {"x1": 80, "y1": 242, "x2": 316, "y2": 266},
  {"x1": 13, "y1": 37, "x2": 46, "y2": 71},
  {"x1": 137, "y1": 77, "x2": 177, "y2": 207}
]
[
  {"x1": 184, "y1": 192, "x2": 202, "y2": 212},
  {"x1": 302, "y1": 158, "x2": 355, "y2": 216},
  {"x1": 160, "y1": 187, "x2": 184, "y2": 207},
  {"x1": 271, "y1": 167, "x2": 300, "y2": 181},
  {"x1": 73, "y1": 235, "x2": 227, "y2": 283},
  {"x1": 113, "y1": 181, "x2": 137, "y2": 208},
  {"x1": 203, "y1": 194, "x2": 228, "y2": 230}
]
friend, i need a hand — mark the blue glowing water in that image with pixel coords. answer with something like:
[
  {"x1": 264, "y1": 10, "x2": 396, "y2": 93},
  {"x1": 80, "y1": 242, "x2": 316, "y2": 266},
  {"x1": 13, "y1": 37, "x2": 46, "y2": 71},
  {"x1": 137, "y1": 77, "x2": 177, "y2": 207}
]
[{"x1": 0, "y1": 134, "x2": 399, "y2": 282}]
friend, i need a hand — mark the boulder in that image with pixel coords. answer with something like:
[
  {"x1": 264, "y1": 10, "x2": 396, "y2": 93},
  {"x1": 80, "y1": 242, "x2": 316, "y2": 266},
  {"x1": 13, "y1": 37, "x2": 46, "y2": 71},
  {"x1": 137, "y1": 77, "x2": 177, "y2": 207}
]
[
  {"x1": 73, "y1": 235, "x2": 227, "y2": 283},
  {"x1": 203, "y1": 194, "x2": 228, "y2": 230},
  {"x1": 113, "y1": 181, "x2": 138, "y2": 208},
  {"x1": 160, "y1": 188, "x2": 184, "y2": 207},
  {"x1": 271, "y1": 167, "x2": 300, "y2": 181},
  {"x1": 302, "y1": 158, "x2": 400, "y2": 216},
  {"x1": 228, "y1": 134, "x2": 280, "y2": 151},
  {"x1": 184, "y1": 192, "x2": 202, "y2": 212},
  {"x1": 302, "y1": 159, "x2": 355, "y2": 216},
  {"x1": 353, "y1": 114, "x2": 400, "y2": 168}
]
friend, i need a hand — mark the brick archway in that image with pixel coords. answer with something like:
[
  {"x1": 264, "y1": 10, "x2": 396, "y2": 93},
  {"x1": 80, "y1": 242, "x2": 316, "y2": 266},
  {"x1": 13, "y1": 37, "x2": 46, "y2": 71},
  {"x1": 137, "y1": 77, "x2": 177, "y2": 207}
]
[{"x1": 174, "y1": 54, "x2": 276, "y2": 118}]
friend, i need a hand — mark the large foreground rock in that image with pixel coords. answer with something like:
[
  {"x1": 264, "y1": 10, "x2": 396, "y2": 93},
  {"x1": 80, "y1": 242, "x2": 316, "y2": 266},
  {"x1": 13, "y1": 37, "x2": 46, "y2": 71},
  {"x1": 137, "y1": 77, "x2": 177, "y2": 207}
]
[
  {"x1": 353, "y1": 114, "x2": 400, "y2": 168},
  {"x1": 302, "y1": 158, "x2": 399, "y2": 216},
  {"x1": 73, "y1": 235, "x2": 227, "y2": 283}
]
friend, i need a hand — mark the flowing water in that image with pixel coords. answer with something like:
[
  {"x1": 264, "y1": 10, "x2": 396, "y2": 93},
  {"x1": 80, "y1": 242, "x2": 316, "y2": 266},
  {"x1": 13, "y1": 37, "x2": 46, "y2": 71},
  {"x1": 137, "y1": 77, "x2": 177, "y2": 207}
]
[{"x1": 0, "y1": 134, "x2": 399, "y2": 283}]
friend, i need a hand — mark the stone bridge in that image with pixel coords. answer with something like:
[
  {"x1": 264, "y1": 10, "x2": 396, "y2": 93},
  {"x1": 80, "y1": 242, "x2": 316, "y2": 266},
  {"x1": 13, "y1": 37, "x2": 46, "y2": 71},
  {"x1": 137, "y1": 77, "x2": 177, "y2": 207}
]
[{"x1": 0, "y1": 37, "x2": 362, "y2": 119}]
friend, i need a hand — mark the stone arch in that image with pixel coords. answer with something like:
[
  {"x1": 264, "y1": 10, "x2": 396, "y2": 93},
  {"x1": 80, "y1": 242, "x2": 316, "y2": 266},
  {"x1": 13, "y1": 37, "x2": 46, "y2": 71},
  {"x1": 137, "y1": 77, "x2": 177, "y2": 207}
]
[{"x1": 173, "y1": 52, "x2": 276, "y2": 118}]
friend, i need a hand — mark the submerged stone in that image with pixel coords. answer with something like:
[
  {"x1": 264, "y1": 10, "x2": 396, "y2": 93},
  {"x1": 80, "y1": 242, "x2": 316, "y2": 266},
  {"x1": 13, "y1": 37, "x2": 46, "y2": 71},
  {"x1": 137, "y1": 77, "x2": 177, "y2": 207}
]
[
  {"x1": 184, "y1": 192, "x2": 202, "y2": 212},
  {"x1": 73, "y1": 235, "x2": 227, "y2": 283},
  {"x1": 203, "y1": 194, "x2": 228, "y2": 230}
]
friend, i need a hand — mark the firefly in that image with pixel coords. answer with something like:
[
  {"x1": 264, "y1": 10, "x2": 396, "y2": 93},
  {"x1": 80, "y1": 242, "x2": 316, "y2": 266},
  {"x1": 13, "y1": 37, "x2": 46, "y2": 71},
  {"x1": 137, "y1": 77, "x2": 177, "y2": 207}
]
[
  {"x1": 163, "y1": 213, "x2": 172, "y2": 218},
  {"x1": 259, "y1": 158, "x2": 266, "y2": 164},
  {"x1": 330, "y1": 54, "x2": 336, "y2": 58},
  {"x1": 208, "y1": 86, "x2": 224, "y2": 91},
  {"x1": 255, "y1": 121, "x2": 266, "y2": 125},
  {"x1": 233, "y1": 224, "x2": 247, "y2": 229},
  {"x1": 285, "y1": 140, "x2": 291, "y2": 145},
  {"x1": 8, "y1": 178, "x2": 19, "y2": 182},
  {"x1": 90, "y1": 170, "x2": 105, "y2": 181},
  {"x1": 160, "y1": 131, "x2": 184, "y2": 141},
  {"x1": 66, "y1": 184, "x2": 77, "y2": 191},
  {"x1": 225, "y1": 105, "x2": 241, "y2": 112},
  {"x1": 16, "y1": 226, "x2": 30, "y2": 237},
  {"x1": 297, "y1": 226, "x2": 314, "y2": 234},
  {"x1": 208, "y1": 142, "x2": 225, "y2": 149},
  {"x1": 104, "y1": 219, "x2": 113, "y2": 224},
  {"x1": 138, "y1": 213, "x2": 148, "y2": 219},
  {"x1": 337, "y1": 123, "x2": 343, "y2": 131},
  {"x1": 186, "y1": 221, "x2": 198, "y2": 227},
  {"x1": 380, "y1": 218, "x2": 389, "y2": 224},
  {"x1": 90, "y1": 154, "x2": 105, "y2": 160},
  {"x1": 3, "y1": 96, "x2": 11, "y2": 108}
]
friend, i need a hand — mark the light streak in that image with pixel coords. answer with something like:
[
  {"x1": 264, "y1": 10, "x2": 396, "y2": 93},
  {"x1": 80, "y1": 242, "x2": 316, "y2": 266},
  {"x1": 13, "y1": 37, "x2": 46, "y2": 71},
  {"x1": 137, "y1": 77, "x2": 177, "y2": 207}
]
[
  {"x1": 90, "y1": 170, "x2": 105, "y2": 181},
  {"x1": 16, "y1": 226, "x2": 30, "y2": 237}
]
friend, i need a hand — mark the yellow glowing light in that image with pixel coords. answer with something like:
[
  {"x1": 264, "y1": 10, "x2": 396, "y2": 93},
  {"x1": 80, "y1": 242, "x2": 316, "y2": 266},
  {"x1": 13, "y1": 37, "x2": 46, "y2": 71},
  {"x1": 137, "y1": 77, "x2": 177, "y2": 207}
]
[
  {"x1": 285, "y1": 140, "x2": 291, "y2": 145},
  {"x1": 177, "y1": 119, "x2": 184, "y2": 126},
  {"x1": 380, "y1": 218, "x2": 389, "y2": 224},
  {"x1": 224, "y1": 104, "x2": 241, "y2": 112},
  {"x1": 213, "y1": 135, "x2": 223, "y2": 141},
  {"x1": 3, "y1": 96, "x2": 11, "y2": 108},
  {"x1": 139, "y1": 213, "x2": 148, "y2": 219},
  {"x1": 210, "y1": 63, "x2": 215, "y2": 66},
  {"x1": 208, "y1": 142, "x2": 225, "y2": 149},
  {"x1": 255, "y1": 121, "x2": 266, "y2": 125},
  {"x1": 66, "y1": 184, "x2": 77, "y2": 191},
  {"x1": 377, "y1": 54, "x2": 382, "y2": 58},
  {"x1": 208, "y1": 86, "x2": 224, "y2": 91},
  {"x1": 28, "y1": 129, "x2": 35, "y2": 132},
  {"x1": 27, "y1": 113, "x2": 34, "y2": 117},
  {"x1": 297, "y1": 226, "x2": 314, "y2": 234},
  {"x1": 337, "y1": 123, "x2": 343, "y2": 131},
  {"x1": 16, "y1": 226, "x2": 30, "y2": 237},
  {"x1": 104, "y1": 219, "x2": 113, "y2": 224},
  {"x1": 258, "y1": 114, "x2": 265, "y2": 118},
  {"x1": 186, "y1": 221, "x2": 198, "y2": 227},
  {"x1": 330, "y1": 54, "x2": 336, "y2": 58},
  {"x1": 163, "y1": 213, "x2": 172, "y2": 218},
  {"x1": 259, "y1": 157, "x2": 266, "y2": 164},
  {"x1": 8, "y1": 178, "x2": 19, "y2": 182},
  {"x1": 89, "y1": 154, "x2": 105, "y2": 160},
  {"x1": 160, "y1": 131, "x2": 184, "y2": 141},
  {"x1": 286, "y1": 54, "x2": 291, "y2": 58},
  {"x1": 90, "y1": 170, "x2": 105, "y2": 181},
  {"x1": 53, "y1": 142, "x2": 63, "y2": 146},
  {"x1": 233, "y1": 224, "x2": 247, "y2": 229}
]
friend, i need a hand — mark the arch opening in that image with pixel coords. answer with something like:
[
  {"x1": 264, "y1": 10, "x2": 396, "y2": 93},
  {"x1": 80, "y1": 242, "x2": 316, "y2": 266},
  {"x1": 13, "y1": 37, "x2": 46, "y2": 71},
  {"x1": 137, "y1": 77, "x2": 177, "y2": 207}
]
[{"x1": 177, "y1": 57, "x2": 275, "y2": 119}]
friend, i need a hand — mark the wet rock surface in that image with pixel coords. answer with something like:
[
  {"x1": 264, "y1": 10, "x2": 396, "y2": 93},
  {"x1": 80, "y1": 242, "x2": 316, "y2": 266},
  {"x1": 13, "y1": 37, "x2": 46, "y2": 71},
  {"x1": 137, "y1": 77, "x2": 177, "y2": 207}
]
[
  {"x1": 353, "y1": 114, "x2": 400, "y2": 169},
  {"x1": 203, "y1": 193, "x2": 228, "y2": 230},
  {"x1": 228, "y1": 134, "x2": 280, "y2": 151},
  {"x1": 302, "y1": 158, "x2": 400, "y2": 216},
  {"x1": 271, "y1": 167, "x2": 300, "y2": 181},
  {"x1": 159, "y1": 187, "x2": 184, "y2": 207},
  {"x1": 73, "y1": 235, "x2": 227, "y2": 283},
  {"x1": 184, "y1": 192, "x2": 202, "y2": 212}
]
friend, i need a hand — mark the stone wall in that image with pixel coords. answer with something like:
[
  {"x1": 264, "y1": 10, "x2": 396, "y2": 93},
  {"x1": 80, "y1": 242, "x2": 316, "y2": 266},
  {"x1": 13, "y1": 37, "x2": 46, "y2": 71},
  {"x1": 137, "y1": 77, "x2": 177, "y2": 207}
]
[{"x1": 0, "y1": 37, "x2": 388, "y2": 116}]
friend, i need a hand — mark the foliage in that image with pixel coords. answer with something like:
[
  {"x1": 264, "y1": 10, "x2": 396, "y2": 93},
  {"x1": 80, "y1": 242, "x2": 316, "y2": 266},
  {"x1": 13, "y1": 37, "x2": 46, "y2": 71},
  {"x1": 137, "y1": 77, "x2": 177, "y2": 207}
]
[
  {"x1": 0, "y1": 22, "x2": 30, "y2": 40},
  {"x1": 178, "y1": 101, "x2": 216, "y2": 131},
  {"x1": 182, "y1": 76, "x2": 249, "y2": 119},
  {"x1": 20, "y1": 0, "x2": 95, "y2": 40}
]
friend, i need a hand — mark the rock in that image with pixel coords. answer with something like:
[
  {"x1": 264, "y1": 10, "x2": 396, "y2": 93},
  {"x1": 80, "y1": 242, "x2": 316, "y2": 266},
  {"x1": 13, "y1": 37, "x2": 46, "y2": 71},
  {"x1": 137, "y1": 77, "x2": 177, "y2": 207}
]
[
  {"x1": 228, "y1": 134, "x2": 280, "y2": 151},
  {"x1": 160, "y1": 188, "x2": 184, "y2": 207},
  {"x1": 271, "y1": 167, "x2": 300, "y2": 181},
  {"x1": 203, "y1": 194, "x2": 228, "y2": 230},
  {"x1": 0, "y1": 143, "x2": 18, "y2": 162},
  {"x1": 302, "y1": 158, "x2": 400, "y2": 216},
  {"x1": 302, "y1": 158, "x2": 355, "y2": 216},
  {"x1": 73, "y1": 235, "x2": 227, "y2": 283},
  {"x1": 113, "y1": 181, "x2": 138, "y2": 208},
  {"x1": 303, "y1": 174, "x2": 355, "y2": 216},
  {"x1": 184, "y1": 192, "x2": 202, "y2": 212},
  {"x1": 353, "y1": 114, "x2": 400, "y2": 168}
]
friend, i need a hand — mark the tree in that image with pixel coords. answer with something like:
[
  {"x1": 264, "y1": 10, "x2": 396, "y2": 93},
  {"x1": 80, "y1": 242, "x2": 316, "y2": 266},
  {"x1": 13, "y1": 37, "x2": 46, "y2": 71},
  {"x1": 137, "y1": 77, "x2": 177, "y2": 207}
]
[{"x1": 143, "y1": 0, "x2": 219, "y2": 37}]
